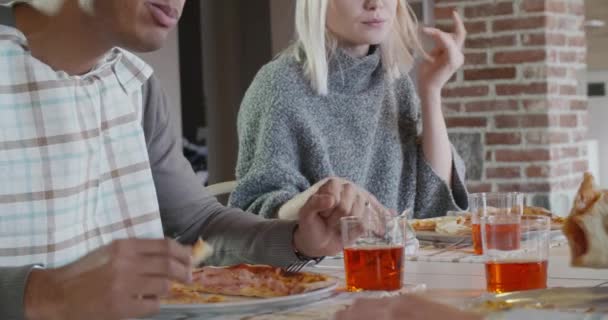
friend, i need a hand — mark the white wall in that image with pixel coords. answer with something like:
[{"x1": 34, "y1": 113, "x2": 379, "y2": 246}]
[
  {"x1": 586, "y1": 70, "x2": 607, "y2": 187},
  {"x1": 137, "y1": 28, "x2": 182, "y2": 138}
]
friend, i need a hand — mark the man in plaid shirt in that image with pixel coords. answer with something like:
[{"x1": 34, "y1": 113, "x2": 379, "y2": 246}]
[{"x1": 0, "y1": 1, "x2": 368, "y2": 319}]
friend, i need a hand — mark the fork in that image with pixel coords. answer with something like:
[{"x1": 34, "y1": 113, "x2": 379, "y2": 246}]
[
  {"x1": 284, "y1": 260, "x2": 315, "y2": 274},
  {"x1": 425, "y1": 238, "x2": 469, "y2": 257}
]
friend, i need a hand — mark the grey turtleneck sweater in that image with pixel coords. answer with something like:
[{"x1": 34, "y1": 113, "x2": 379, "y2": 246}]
[{"x1": 229, "y1": 48, "x2": 469, "y2": 219}]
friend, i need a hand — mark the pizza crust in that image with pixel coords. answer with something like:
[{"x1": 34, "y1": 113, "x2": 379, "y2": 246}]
[
  {"x1": 564, "y1": 173, "x2": 608, "y2": 269},
  {"x1": 435, "y1": 217, "x2": 471, "y2": 236}
]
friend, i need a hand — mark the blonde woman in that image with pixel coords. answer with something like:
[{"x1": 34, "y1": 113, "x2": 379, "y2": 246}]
[{"x1": 230, "y1": 0, "x2": 468, "y2": 220}]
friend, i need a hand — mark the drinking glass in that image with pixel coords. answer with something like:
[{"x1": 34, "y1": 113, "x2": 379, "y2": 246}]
[
  {"x1": 341, "y1": 211, "x2": 409, "y2": 292},
  {"x1": 482, "y1": 215, "x2": 550, "y2": 293},
  {"x1": 468, "y1": 193, "x2": 524, "y2": 255}
]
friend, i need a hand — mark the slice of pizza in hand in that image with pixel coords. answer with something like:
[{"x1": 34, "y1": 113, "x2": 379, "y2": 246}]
[
  {"x1": 189, "y1": 264, "x2": 337, "y2": 298},
  {"x1": 563, "y1": 173, "x2": 608, "y2": 269},
  {"x1": 192, "y1": 238, "x2": 214, "y2": 266}
]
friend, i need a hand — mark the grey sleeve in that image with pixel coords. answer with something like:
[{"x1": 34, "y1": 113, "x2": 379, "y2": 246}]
[
  {"x1": 399, "y1": 76, "x2": 469, "y2": 217},
  {"x1": 414, "y1": 144, "x2": 469, "y2": 217},
  {"x1": 0, "y1": 265, "x2": 36, "y2": 320},
  {"x1": 142, "y1": 75, "x2": 301, "y2": 267},
  {"x1": 228, "y1": 68, "x2": 311, "y2": 218}
]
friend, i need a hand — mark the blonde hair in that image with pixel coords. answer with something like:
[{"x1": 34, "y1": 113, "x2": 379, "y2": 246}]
[{"x1": 291, "y1": 0, "x2": 425, "y2": 96}]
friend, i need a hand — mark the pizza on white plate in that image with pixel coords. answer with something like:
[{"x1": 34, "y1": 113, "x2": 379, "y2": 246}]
[{"x1": 164, "y1": 239, "x2": 337, "y2": 304}]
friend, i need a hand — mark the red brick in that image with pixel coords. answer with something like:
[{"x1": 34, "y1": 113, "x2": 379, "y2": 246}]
[
  {"x1": 486, "y1": 132, "x2": 522, "y2": 145},
  {"x1": 560, "y1": 147, "x2": 579, "y2": 158},
  {"x1": 493, "y1": 17, "x2": 547, "y2": 32},
  {"x1": 465, "y1": 100, "x2": 519, "y2": 112},
  {"x1": 486, "y1": 151, "x2": 493, "y2": 161},
  {"x1": 549, "y1": 83, "x2": 561, "y2": 95},
  {"x1": 572, "y1": 160, "x2": 589, "y2": 173},
  {"x1": 465, "y1": 21, "x2": 488, "y2": 35},
  {"x1": 524, "y1": 99, "x2": 570, "y2": 111},
  {"x1": 498, "y1": 183, "x2": 551, "y2": 193},
  {"x1": 466, "y1": 35, "x2": 516, "y2": 49},
  {"x1": 526, "y1": 165, "x2": 551, "y2": 178},
  {"x1": 570, "y1": 100, "x2": 587, "y2": 111},
  {"x1": 559, "y1": 178, "x2": 583, "y2": 190},
  {"x1": 467, "y1": 182, "x2": 493, "y2": 193},
  {"x1": 465, "y1": 52, "x2": 488, "y2": 65},
  {"x1": 559, "y1": 51, "x2": 578, "y2": 63},
  {"x1": 521, "y1": 66, "x2": 568, "y2": 79},
  {"x1": 437, "y1": 21, "x2": 488, "y2": 35},
  {"x1": 576, "y1": 51, "x2": 586, "y2": 64},
  {"x1": 525, "y1": 131, "x2": 570, "y2": 144},
  {"x1": 547, "y1": 16, "x2": 584, "y2": 31},
  {"x1": 496, "y1": 83, "x2": 549, "y2": 96},
  {"x1": 442, "y1": 85, "x2": 489, "y2": 97},
  {"x1": 548, "y1": 67, "x2": 568, "y2": 78},
  {"x1": 522, "y1": 66, "x2": 546, "y2": 79},
  {"x1": 567, "y1": 35, "x2": 586, "y2": 47},
  {"x1": 560, "y1": 85, "x2": 577, "y2": 96},
  {"x1": 568, "y1": 2, "x2": 585, "y2": 15},
  {"x1": 521, "y1": 33, "x2": 567, "y2": 46},
  {"x1": 560, "y1": 114, "x2": 578, "y2": 127},
  {"x1": 446, "y1": 117, "x2": 488, "y2": 128},
  {"x1": 555, "y1": 163, "x2": 571, "y2": 176},
  {"x1": 495, "y1": 149, "x2": 551, "y2": 162},
  {"x1": 487, "y1": 167, "x2": 521, "y2": 179},
  {"x1": 434, "y1": 6, "x2": 456, "y2": 20},
  {"x1": 464, "y1": 67, "x2": 516, "y2": 81},
  {"x1": 572, "y1": 130, "x2": 587, "y2": 142},
  {"x1": 494, "y1": 50, "x2": 546, "y2": 64},
  {"x1": 465, "y1": 2, "x2": 514, "y2": 18},
  {"x1": 522, "y1": 0, "x2": 567, "y2": 13},
  {"x1": 495, "y1": 114, "x2": 549, "y2": 128}
]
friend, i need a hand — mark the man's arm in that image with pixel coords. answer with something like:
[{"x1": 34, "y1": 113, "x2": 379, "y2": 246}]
[
  {"x1": 0, "y1": 266, "x2": 37, "y2": 319},
  {"x1": 142, "y1": 75, "x2": 301, "y2": 267}
]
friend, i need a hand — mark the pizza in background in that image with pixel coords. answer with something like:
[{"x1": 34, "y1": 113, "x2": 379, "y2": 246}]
[
  {"x1": 563, "y1": 173, "x2": 608, "y2": 269},
  {"x1": 410, "y1": 205, "x2": 564, "y2": 236}
]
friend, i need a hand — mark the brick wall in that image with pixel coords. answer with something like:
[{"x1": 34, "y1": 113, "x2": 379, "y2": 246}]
[{"x1": 435, "y1": 0, "x2": 588, "y2": 213}]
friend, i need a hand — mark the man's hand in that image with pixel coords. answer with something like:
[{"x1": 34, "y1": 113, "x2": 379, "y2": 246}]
[
  {"x1": 293, "y1": 178, "x2": 392, "y2": 257},
  {"x1": 24, "y1": 239, "x2": 192, "y2": 320},
  {"x1": 334, "y1": 295, "x2": 483, "y2": 320}
]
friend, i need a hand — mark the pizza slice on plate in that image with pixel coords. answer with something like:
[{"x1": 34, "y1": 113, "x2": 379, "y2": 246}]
[
  {"x1": 187, "y1": 264, "x2": 337, "y2": 298},
  {"x1": 165, "y1": 239, "x2": 336, "y2": 303},
  {"x1": 563, "y1": 172, "x2": 608, "y2": 268}
]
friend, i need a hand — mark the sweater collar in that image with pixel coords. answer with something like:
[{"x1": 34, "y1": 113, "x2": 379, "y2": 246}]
[{"x1": 328, "y1": 46, "x2": 382, "y2": 94}]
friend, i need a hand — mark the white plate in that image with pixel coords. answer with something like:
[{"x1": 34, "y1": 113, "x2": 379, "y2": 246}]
[
  {"x1": 158, "y1": 283, "x2": 339, "y2": 317},
  {"x1": 415, "y1": 231, "x2": 471, "y2": 244},
  {"x1": 415, "y1": 230, "x2": 566, "y2": 245}
]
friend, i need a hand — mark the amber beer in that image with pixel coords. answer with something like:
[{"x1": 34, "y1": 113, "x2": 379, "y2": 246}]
[
  {"x1": 485, "y1": 260, "x2": 548, "y2": 293},
  {"x1": 344, "y1": 246, "x2": 404, "y2": 291},
  {"x1": 472, "y1": 223, "x2": 482, "y2": 255}
]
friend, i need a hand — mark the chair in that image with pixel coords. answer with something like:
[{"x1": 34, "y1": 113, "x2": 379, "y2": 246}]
[{"x1": 206, "y1": 181, "x2": 238, "y2": 205}]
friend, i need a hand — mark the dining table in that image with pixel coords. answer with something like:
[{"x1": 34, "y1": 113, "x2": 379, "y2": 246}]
[{"x1": 149, "y1": 241, "x2": 608, "y2": 320}]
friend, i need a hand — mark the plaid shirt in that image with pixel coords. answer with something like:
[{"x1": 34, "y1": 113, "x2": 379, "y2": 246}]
[{"x1": 0, "y1": 25, "x2": 164, "y2": 267}]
